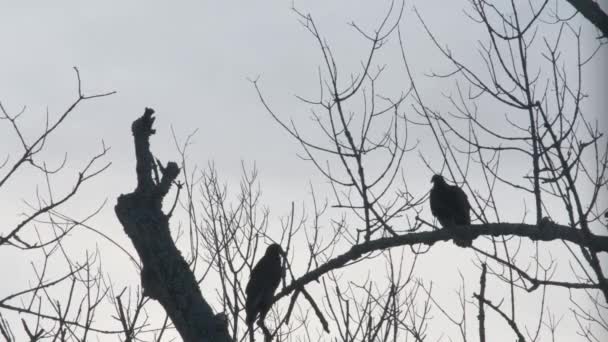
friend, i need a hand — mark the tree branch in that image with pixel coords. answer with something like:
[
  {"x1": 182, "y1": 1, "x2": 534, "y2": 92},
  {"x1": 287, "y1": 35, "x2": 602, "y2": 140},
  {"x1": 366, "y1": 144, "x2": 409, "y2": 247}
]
[
  {"x1": 275, "y1": 222, "x2": 608, "y2": 301},
  {"x1": 565, "y1": 0, "x2": 608, "y2": 38}
]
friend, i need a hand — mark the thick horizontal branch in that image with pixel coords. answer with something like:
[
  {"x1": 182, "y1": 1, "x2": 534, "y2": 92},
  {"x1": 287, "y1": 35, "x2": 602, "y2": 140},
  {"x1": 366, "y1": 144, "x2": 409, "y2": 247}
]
[{"x1": 275, "y1": 222, "x2": 607, "y2": 301}]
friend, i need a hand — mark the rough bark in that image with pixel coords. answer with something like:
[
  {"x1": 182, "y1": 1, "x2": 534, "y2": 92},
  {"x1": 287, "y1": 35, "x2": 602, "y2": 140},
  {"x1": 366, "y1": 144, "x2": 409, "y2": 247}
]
[{"x1": 115, "y1": 108, "x2": 232, "y2": 342}]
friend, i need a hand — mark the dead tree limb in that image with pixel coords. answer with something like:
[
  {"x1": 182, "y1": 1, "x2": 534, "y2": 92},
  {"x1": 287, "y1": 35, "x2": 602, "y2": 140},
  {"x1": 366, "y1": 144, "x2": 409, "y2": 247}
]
[{"x1": 115, "y1": 108, "x2": 232, "y2": 342}]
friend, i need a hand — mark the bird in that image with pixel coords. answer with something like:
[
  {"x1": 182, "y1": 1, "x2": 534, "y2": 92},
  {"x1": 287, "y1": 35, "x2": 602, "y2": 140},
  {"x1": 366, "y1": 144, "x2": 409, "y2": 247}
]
[
  {"x1": 245, "y1": 243, "x2": 284, "y2": 336},
  {"x1": 430, "y1": 174, "x2": 472, "y2": 247}
]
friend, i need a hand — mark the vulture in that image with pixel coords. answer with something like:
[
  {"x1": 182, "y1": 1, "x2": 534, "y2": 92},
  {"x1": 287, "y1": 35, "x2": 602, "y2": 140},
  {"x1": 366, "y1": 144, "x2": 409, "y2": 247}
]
[
  {"x1": 430, "y1": 174, "x2": 472, "y2": 247},
  {"x1": 245, "y1": 244, "x2": 284, "y2": 332}
]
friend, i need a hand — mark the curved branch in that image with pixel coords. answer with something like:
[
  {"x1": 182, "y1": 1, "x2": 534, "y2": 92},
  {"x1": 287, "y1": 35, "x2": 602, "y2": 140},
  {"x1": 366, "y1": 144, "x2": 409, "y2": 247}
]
[{"x1": 275, "y1": 221, "x2": 608, "y2": 301}]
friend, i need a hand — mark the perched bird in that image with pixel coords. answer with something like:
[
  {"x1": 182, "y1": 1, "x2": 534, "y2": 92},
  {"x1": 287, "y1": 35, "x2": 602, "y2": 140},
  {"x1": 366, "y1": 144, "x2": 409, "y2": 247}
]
[
  {"x1": 430, "y1": 174, "x2": 472, "y2": 247},
  {"x1": 245, "y1": 244, "x2": 284, "y2": 332}
]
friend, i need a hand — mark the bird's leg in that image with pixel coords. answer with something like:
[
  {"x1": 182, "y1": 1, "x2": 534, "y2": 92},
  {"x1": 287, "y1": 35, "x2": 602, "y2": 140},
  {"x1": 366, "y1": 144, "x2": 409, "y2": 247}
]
[
  {"x1": 445, "y1": 218, "x2": 472, "y2": 247},
  {"x1": 256, "y1": 316, "x2": 271, "y2": 342},
  {"x1": 453, "y1": 222, "x2": 467, "y2": 238}
]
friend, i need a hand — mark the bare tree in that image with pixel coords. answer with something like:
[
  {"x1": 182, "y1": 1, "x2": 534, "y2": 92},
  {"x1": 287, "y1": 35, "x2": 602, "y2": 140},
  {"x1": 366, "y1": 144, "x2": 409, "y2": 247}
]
[
  {"x1": 3, "y1": 0, "x2": 606, "y2": 341},
  {"x1": 250, "y1": 0, "x2": 607, "y2": 341},
  {"x1": 0, "y1": 68, "x2": 121, "y2": 340},
  {"x1": 0, "y1": 70, "x2": 173, "y2": 342},
  {"x1": 112, "y1": 0, "x2": 607, "y2": 340}
]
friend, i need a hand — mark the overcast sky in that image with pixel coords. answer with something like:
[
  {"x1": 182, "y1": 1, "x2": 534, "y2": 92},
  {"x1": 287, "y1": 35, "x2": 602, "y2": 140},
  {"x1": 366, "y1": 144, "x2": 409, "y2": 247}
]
[{"x1": 1, "y1": 1, "x2": 606, "y2": 341}]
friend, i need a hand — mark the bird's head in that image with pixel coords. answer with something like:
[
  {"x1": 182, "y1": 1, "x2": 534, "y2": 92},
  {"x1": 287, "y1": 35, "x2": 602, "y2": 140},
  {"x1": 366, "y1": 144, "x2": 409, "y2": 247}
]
[
  {"x1": 265, "y1": 243, "x2": 284, "y2": 258},
  {"x1": 431, "y1": 174, "x2": 445, "y2": 185}
]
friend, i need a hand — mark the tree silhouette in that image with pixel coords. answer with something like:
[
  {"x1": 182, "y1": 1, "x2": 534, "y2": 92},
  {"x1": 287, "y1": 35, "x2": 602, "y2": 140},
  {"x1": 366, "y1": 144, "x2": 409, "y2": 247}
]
[{"x1": 1, "y1": 1, "x2": 606, "y2": 341}]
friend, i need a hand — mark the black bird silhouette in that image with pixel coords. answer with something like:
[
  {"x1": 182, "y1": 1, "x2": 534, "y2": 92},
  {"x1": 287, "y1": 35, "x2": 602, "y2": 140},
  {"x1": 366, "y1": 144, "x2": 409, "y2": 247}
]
[
  {"x1": 246, "y1": 243, "x2": 284, "y2": 336},
  {"x1": 430, "y1": 175, "x2": 472, "y2": 247}
]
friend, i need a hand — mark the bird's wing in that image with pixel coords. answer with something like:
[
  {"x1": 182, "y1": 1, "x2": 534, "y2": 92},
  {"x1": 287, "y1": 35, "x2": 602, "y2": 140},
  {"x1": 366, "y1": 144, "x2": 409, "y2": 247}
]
[
  {"x1": 450, "y1": 185, "x2": 471, "y2": 224},
  {"x1": 266, "y1": 258, "x2": 282, "y2": 291},
  {"x1": 457, "y1": 187, "x2": 470, "y2": 210},
  {"x1": 430, "y1": 187, "x2": 445, "y2": 217},
  {"x1": 246, "y1": 256, "x2": 268, "y2": 296}
]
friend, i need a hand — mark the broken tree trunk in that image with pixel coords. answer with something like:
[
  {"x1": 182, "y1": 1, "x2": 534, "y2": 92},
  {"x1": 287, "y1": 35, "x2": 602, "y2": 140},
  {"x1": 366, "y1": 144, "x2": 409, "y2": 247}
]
[{"x1": 115, "y1": 108, "x2": 232, "y2": 342}]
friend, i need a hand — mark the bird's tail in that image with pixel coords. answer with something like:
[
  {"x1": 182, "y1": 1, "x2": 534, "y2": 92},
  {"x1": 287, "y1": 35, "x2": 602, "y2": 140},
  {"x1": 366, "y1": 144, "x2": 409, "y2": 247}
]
[
  {"x1": 247, "y1": 320, "x2": 254, "y2": 342},
  {"x1": 452, "y1": 224, "x2": 473, "y2": 247},
  {"x1": 246, "y1": 312, "x2": 255, "y2": 328},
  {"x1": 453, "y1": 238, "x2": 472, "y2": 248},
  {"x1": 246, "y1": 315, "x2": 255, "y2": 342}
]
